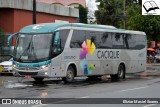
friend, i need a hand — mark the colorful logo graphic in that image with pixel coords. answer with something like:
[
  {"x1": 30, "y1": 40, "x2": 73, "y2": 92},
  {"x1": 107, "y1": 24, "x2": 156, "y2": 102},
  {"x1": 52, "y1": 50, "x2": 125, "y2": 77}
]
[{"x1": 79, "y1": 39, "x2": 96, "y2": 75}]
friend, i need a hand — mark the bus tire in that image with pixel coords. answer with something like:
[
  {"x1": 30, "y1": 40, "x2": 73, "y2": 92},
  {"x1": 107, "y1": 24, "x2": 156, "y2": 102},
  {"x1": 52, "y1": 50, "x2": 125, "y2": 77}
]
[
  {"x1": 34, "y1": 77, "x2": 44, "y2": 82},
  {"x1": 62, "y1": 66, "x2": 75, "y2": 83},
  {"x1": 110, "y1": 64, "x2": 125, "y2": 80}
]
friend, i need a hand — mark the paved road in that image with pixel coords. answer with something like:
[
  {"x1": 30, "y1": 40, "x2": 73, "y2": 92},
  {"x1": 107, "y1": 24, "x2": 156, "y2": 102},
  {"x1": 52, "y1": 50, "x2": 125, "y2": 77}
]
[{"x1": 0, "y1": 65, "x2": 160, "y2": 107}]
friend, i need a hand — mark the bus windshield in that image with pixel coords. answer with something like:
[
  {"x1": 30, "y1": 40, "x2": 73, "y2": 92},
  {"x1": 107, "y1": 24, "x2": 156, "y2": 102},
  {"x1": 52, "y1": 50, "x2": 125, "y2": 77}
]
[{"x1": 13, "y1": 33, "x2": 52, "y2": 62}]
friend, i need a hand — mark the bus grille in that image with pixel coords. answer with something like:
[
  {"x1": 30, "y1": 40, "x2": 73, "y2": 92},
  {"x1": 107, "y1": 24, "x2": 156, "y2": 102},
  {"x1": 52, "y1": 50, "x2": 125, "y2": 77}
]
[
  {"x1": 16, "y1": 67, "x2": 39, "y2": 71},
  {"x1": 18, "y1": 72, "x2": 38, "y2": 76}
]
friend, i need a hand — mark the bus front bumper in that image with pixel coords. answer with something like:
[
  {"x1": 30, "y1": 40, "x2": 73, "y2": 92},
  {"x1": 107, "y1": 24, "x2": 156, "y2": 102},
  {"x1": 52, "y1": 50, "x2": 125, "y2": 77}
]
[{"x1": 13, "y1": 67, "x2": 50, "y2": 78}]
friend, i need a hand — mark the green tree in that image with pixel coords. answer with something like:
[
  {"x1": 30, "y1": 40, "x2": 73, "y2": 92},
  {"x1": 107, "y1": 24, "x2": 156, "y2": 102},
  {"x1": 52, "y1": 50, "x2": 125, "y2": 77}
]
[
  {"x1": 95, "y1": 0, "x2": 160, "y2": 41},
  {"x1": 125, "y1": 3, "x2": 160, "y2": 41},
  {"x1": 95, "y1": 0, "x2": 136, "y2": 27},
  {"x1": 79, "y1": 5, "x2": 88, "y2": 24},
  {"x1": 95, "y1": 0, "x2": 117, "y2": 26}
]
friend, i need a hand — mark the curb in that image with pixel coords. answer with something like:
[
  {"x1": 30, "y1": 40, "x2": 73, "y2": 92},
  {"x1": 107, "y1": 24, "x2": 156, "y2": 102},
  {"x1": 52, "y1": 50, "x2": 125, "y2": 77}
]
[{"x1": 146, "y1": 63, "x2": 160, "y2": 66}]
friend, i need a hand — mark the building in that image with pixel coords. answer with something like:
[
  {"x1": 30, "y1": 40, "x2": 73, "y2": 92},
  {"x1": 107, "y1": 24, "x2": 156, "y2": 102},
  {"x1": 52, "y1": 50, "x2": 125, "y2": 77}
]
[
  {"x1": 37, "y1": 0, "x2": 86, "y2": 8},
  {"x1": 0, "y1": 0, "x2": 79, "y2": 47},
  {"x1": 0, "y1": 0, "x2": 79, "y2": 34}
]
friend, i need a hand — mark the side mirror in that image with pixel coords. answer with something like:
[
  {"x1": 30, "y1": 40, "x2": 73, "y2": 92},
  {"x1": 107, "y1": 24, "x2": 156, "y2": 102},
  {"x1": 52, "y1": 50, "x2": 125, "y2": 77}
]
[
  {"x1": 8, "y1": 33, "x2": 18, "y2": 46},
  {"x1": 9, "y1": 46, "x2": 14, "y2": 56}
]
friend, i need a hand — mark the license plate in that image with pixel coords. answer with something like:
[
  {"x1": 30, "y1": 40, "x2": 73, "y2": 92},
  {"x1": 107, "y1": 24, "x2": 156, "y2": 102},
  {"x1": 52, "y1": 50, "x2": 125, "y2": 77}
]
[{"x1": 25, "y1": 75, "x2": 31, "y2": 78}]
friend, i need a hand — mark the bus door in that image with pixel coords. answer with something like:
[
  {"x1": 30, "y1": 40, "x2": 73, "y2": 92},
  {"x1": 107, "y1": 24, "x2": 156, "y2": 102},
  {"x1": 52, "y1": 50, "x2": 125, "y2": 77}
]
[{"x1": 50, "y1": 32, "x2": 62, "y2": 77}]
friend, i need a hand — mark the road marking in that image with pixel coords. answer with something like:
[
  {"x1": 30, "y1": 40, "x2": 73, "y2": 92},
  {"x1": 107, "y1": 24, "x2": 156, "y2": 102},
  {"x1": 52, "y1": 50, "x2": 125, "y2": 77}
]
[
  {"x1": 142, "y1": 104, "x2": 157, "y2": 107},
  {"x1": 31, "y1": 104, "x2": 48, "y2": 107},
  {"x1": 119, "y1": 86, "x2": 149, "y2": 92},
  {"x1": 79, "y1": 96, "x2": 89, "y2": 98}
]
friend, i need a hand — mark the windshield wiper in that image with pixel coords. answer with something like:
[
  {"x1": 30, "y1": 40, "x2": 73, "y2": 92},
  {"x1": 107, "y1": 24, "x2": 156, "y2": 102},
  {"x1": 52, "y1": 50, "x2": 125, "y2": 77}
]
[
  {"x1": 29, "y1": 40, "x2": 38, "y2": 61},
  {"x1": 18, "y1": 36, "x2": 32, "y2": 61}
]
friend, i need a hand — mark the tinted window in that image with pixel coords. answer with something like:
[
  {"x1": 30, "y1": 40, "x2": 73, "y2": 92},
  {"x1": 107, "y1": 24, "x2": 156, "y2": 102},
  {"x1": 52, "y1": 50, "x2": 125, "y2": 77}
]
[
  {"x1": 123, "y1": 34, "x2": 136, "y2": 49},
  {"x1": 70, "y1": 30, "x2": 145, "y2": 50},
  {"x1": 99, "y1": 32, "x2": 112, "y2": 49},
  {"x1": 59, "y1": 29, "x2": 70, "y2": 48},
  {"x1": 86, "y1": 31, "x2": 99, "y2": 48},
  {"x1": 135, "y1": 34, "x2": 146, "y2": 49},
  {"x1": 70, "y1": 30, "x2": 86, "y2": 48},
  {"x1": 112, "y1": 33, "x2": 124, "y2": 49}
]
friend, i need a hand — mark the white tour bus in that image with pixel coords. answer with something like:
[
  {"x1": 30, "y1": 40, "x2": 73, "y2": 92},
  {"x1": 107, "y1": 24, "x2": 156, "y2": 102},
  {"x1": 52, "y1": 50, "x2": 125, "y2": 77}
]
[{"x1": 8, "y1": 23, "x2": 146, "y2": 82}]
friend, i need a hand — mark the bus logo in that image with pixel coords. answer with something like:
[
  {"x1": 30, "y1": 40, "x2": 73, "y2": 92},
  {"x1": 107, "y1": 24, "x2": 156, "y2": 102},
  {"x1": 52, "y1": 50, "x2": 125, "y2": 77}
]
[
  {"x1": 79, "y1": 39, "x2": 96, "y2": 75},
  {"x1": 32, "y1": 25, "x2": 44, "y2": 30}
]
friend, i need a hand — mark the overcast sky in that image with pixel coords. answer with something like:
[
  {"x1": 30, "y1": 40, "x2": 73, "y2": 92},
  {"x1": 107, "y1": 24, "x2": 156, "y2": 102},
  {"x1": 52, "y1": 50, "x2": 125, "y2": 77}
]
[{"x1": 86, "y1": 0, "x2": 98, "y2": 10}]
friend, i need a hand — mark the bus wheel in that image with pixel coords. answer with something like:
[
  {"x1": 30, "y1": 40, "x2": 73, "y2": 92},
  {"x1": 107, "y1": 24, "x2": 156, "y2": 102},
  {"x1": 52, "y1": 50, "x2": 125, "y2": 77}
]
[
  {"x1": 62, "y1": 66, "x2": 75, "y2": 83},
  {"x1": 34, "y1": 77, "x2": 44, "y2": 82},
  {"x1": 110, "y1": 64, "x2": 125, "y2": 80}
]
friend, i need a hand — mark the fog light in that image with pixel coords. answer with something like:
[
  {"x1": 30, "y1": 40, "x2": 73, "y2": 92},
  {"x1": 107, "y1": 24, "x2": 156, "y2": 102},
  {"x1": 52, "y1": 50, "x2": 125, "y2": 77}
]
[{"x1": 44, "y1": 72, "x2": 48, "y2": 75}]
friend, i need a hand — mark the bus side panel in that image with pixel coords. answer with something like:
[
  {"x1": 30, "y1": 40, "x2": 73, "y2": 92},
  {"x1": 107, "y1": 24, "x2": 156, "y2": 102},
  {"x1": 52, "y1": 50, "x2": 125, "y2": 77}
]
[
  {"x1": 101, "y1": 60, "x2": 116, "y2": 74},
  {"x1": 86, "y1": 58, "x2": 102, "y2": 76},
  {"x1": 119, "y1": 50, "x2": 140, "y2": 73},
  {"x1": 137, "y1": 48, "x2": 146, "y2": 72},
  {"x1": 109, "y1": 60, "x2": 138, "y2": 75},
  {"x1": 62, "y1": 49, "x2": 103, "y2": 77},
  {"x1": 50, "y1": 54, "x2": 62, "y2": 77},
  {"x1": 77, "y1": 49, "x2": 102, "y2": 76},
  {"x1": 61, "y1": 48, "x2": 84, "y2": 76},
  {"x1": 138, "y1": 60, "x2": 146, "y2": 72},
  {"x1": 61, "y1": 29, "x2": 85, "y2": 77},
  {"x1": 126, "y1": 60, "x2": 137, "y2": 73}
]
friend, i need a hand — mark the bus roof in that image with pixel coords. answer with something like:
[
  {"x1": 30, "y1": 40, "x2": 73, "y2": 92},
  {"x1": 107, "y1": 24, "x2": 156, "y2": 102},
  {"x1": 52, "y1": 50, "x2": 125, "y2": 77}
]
[{"x1": 19, "y1": 23, "x2": 145, "y2": 35}]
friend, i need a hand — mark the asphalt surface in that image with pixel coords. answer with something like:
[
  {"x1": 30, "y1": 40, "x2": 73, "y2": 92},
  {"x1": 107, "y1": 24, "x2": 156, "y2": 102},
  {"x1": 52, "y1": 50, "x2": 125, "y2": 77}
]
[{"x1": 0, "y1": 64, "x2": 160, "y2": 107}]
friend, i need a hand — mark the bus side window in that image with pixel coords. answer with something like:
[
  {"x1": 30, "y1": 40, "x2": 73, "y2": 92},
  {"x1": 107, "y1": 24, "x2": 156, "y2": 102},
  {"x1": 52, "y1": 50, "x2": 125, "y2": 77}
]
[
  {"x1": 59, "y1": 29, "x2": 70, "y2": 49},
  {"x1": 99, "y1": 32, "x2": 112, "y2": 49},
  {"x1": 70, "y1": 30, "x2": 85, "y2": 48},
  {"x1": 135, "y1": 34, "x2": 146, "y2": 49},
  {"x1": 86, "y1": 31, "x2": 99, "y2": 48},
  {"x1": 124, "y1": 34, "x2": 136, "y2": 49}
]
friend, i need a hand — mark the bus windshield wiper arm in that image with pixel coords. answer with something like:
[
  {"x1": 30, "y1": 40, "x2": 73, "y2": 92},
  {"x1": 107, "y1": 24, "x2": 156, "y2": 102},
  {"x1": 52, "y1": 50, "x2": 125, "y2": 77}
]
[
  {"x1": 18, "y1": 36, "x2": 32, "y2": 61},
  {"x1": 30, "y1": 40, "x2": 38, "y2": 61}
]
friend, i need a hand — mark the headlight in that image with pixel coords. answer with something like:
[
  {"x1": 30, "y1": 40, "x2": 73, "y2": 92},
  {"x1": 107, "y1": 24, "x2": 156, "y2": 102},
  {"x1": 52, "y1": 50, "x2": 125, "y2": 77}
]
[
  {"x1": 13, "y1": 64, "x2": 16, "y2": 68},
  {"x1": 44, "y1": 72, "x2": 48, "y2": 75},
  {"x1": 40, "y1": 64, "x2": 49, "y2": 69}
]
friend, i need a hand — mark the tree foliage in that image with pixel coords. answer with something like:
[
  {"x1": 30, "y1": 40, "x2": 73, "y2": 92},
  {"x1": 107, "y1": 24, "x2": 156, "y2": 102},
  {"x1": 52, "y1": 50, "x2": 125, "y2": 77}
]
[
  {"x1": 125, "y1": 3, "x2": 160, "y2": 41},
  {"x1": 79, "y1": 5, "x2": 88, "y2": 24},
  {"x1": 95, "y1": 0, "x2": 137, "y2": 27},
  {"x1": 95, "y1": 0, "x2": 160, "y2": 41},
  {"x1": 95, "y1": 0, "x2": 117, "y2": 26}
]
